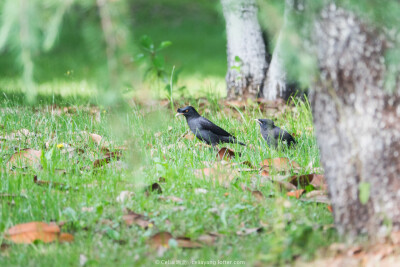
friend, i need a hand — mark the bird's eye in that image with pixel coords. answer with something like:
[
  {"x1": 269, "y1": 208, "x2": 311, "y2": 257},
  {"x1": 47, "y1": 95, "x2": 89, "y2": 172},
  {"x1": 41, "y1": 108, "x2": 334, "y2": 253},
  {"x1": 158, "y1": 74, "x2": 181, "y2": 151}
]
[{"x1": 185, "y1": 110, "x2": 188, "y2": 113}]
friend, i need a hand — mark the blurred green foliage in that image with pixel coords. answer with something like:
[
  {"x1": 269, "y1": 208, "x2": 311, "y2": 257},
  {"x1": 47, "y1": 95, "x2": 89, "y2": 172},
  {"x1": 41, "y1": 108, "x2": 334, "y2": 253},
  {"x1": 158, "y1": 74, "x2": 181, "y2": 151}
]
[
  {"x1": 1, "y1": 0, "x2": 399, "y2": 101},
  {"x1": 0, "y1": 0, "x2": 227, "y2": 102}
]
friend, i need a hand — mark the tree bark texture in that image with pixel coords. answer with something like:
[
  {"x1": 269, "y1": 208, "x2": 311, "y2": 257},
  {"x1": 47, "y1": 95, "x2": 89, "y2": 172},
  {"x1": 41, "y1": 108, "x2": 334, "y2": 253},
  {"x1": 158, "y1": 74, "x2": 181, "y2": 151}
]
[
  {"x1": 262, "y1": 0, "x2": 290, "y2": 100},
  {"x1": 311, "y1": 4, "x2": 400, "y2": 237},
  {"x1": 221, "y1": 0, "x2": 267, "y2": 99}
]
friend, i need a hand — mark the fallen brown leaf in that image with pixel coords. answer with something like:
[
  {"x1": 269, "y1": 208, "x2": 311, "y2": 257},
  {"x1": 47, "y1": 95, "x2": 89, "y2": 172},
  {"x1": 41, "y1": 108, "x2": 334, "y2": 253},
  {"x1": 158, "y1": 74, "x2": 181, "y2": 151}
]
[
  {"x1": 176, "y1": 237, "x2": 202, "y2": 248},
  {"x1": 259, "y1": 165, "x2": 270, "y2": 176},
  {"x1": 148, "y1": 232, "x2": 172, "y2": 249},
  {"x1": 122, "y1": 209, "x2": 152, "y2": 229},
  {"x1": 7, "y1": 148, "x2": 42, "y2": 169},
  {"x1": 148, "y1": 232, "x2": 203, "y2": 250},
  {"x1": 287, "y1": 189, "x2": 305, "y2": 199},
  {"x1": 254, "y1": 176, "x2": 296, "y2": 191},
  {"x1": 251, "y1": 190, "x2": 265, "y2": 201},
  {"x1": 93, "y1": 151, "x2": 122, "y2": 168},
  {"x1": 33, "y1": 176, "x2": 67, "y2": 190},
  {"x1": 216, "y1": 147, "x2": 237, "y2": 161},
  {"x1": 240, "y1": 184, "x2": 266, "y2": 201},
  {"x1": 79, "y1": 131, "x2": 102, "y2": 145},
  {"x1": 58, "y1": 233, "x2": 74, "y2": 243},
  {"x1": 260, "y1": 157, "x2": 301, "y2": 173},
  {"x1": 197, "y1": 233, "x2": 220, "y2": 245},
  {"x1": 4, "y1": 222, "x2": 73, "y2": 244},
  {"x1": 288, "y1": 173, "x2": 327, "y2": 191}
]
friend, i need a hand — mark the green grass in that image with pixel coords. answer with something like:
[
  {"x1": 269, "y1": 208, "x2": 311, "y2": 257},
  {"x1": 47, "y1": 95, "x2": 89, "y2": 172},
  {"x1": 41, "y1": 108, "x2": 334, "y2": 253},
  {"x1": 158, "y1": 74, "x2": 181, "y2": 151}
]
[
  {"x1": 0, "y1": 0, "x2": 228, "y2": 98},
  {"x1": 0, "y1": 93, "x2": 337, "y2": 266}
]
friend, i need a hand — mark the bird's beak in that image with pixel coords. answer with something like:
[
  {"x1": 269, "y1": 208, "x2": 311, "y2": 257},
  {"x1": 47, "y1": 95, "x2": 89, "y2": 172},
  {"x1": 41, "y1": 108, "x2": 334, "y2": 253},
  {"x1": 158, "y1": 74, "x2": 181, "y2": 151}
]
[
  {"x1": 175, "y1": 113, "x2": 184, "y2": 117},
  {"x1": 254, "y1": 119, "x2": 261, "y2": 124}
]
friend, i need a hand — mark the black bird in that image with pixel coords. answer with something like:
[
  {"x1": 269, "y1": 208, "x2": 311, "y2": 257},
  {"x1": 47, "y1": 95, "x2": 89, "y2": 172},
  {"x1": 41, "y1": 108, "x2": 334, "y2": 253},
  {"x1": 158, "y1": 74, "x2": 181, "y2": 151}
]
[
  {"x1": 255, "y1": 119, "x2": 296, "y2": 148},
  {"x1": 176, "y1": 106, "x2": 246, "y2": 147}
]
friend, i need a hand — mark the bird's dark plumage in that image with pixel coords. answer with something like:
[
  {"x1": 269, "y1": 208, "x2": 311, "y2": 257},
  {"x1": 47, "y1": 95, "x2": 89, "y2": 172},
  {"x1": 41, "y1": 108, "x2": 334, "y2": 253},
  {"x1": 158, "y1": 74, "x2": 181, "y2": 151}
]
[
  {"x1": 176, "y1": 106, "x2": 245, "y2": 146},
  {"x1": 256, "y1": 119, "x2": 296, "y2": 148}
]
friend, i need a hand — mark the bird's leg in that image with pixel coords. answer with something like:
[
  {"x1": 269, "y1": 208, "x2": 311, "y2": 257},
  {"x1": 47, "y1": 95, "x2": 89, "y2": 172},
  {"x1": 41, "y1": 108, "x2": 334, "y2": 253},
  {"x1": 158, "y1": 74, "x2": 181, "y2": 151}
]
[{"x1": 211, "y1": 143, "x2": 219, "y2": 151}]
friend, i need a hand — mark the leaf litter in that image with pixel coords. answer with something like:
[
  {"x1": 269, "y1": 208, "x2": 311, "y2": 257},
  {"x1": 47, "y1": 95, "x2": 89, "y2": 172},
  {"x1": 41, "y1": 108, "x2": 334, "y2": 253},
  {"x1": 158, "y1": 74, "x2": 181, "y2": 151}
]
[{"x1": 5, "y1": 221, "x2": 74, "y2": 244}]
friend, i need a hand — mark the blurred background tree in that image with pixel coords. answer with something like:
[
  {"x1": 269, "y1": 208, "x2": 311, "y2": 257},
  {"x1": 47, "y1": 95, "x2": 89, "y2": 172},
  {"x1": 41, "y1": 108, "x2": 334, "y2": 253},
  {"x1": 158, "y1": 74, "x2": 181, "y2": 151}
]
[
  {"x1": 0, "y1": 0, "x2": 132, "y2": 103},
  {"x1": 0, "y1": 0, "x2": 229, "y2": 102}
]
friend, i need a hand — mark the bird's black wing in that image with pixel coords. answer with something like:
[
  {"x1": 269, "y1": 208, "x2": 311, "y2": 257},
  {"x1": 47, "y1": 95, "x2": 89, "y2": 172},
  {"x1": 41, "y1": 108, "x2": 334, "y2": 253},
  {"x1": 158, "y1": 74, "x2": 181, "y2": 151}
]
[
  {"x1": 199, "y1": 117, "x2": 234, "y2": 137},
  {"x1": 274, "y1": 128, "x2": 296, "y2": 144}
]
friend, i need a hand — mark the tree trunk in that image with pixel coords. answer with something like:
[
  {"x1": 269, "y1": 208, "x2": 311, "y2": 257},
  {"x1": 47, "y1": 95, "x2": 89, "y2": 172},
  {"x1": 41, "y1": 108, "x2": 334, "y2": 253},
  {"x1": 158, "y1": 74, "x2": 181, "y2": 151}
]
[
  {"x1": 311, "y1": 4, "x2": 400, "y2": 238},
  {"x1": 221, "y1": 0, "x2": 268, "y2": 99},
  {"x1": 262, "y1": 0, "x2": 290, "y2": 100}
]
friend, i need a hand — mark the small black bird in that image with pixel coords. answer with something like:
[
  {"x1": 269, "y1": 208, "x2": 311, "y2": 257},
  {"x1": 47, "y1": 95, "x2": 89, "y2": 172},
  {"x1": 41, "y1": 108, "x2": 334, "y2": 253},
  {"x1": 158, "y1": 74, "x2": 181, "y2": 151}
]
[
  {"x1": 176, "y1": 106, "x2": 245, "y2": 147},
  {"x1": 255, "y1": 119, "x2": 296, "y2": 148}
]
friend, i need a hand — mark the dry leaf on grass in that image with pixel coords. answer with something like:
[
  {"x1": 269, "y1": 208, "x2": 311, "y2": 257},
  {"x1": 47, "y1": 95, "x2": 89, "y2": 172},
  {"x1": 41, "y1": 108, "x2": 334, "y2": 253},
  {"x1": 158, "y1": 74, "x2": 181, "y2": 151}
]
[
  {"x1": 254, "y1": 176, "x2": 296, "y2": 191},
  {"x1": 79, "y1": 131, "x2": 102, "y2": 145},
  {"x1": 176, "y1": 237, "x2": 202, "y2": 248},
  {"x1": 7, "y1": 148, "x2": 42, "y2": 169},
  {"x1": 33, "y1": 176, "x2": 68, "y2": 190},
  {"x1": 287, "y1": 189, "x2": 305, "y2": 199},
  {"x1": 148, "y1": 232, "x2": 173, "y2": 249},
  {"x1": 5, "y1": 222, "x2": 73, "y2": 244},
  {"x1": 251, "y1": 190, "x2": 265, "y2": 201},
  {"x1": 260, "y1": 157, "x2": 301, "y2": 173},
  {"x1": 148, "y1": 232, "x2": 202, "y2": 249},
  {"x1": 197, "y1": 233, "x2": 220, "y2": 245},
  {"x1": 288, "y1": 173, "x2": 327, "y2": 191},
  {"x1": 59, "y1": 233, "x2": 74, "y2": 242},
  {"x1": 240, "y1": 184, "x2": 265, "y2": 201},
  {"x1": 216, "y1": 147, "x2": 237, "y2": 161},
  {"x1": 122, "y1": 209, "x2": 153, "y2": 229},
  {"x1": 93, "y1": 151, "x2": 122, "y2": 168},
  {"x1": 259, "y1": 165, "x2": 270, "y2": 176}
]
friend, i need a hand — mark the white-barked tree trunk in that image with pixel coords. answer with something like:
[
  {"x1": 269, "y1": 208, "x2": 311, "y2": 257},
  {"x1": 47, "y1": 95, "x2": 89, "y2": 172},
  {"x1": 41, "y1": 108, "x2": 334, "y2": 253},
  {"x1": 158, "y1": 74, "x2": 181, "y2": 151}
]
[{"x1": 221, "y1": 0, "x2": 268, "y2": 99}]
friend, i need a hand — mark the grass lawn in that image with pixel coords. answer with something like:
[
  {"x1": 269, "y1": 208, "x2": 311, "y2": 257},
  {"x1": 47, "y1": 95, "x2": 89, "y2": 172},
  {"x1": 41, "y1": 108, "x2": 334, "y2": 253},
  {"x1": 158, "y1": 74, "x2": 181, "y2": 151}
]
[{"x1": 0, "y1": 91, "x2": 337, "y2": 266}]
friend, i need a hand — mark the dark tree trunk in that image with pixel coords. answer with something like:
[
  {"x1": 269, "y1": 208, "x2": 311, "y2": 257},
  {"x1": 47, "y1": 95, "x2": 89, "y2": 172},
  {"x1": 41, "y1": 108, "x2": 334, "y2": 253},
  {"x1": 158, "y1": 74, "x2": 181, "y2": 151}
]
[
  {"x1": 311, "y1": 4, "x2": 400, "y2": 238},
  {"x1": 221, "y1": 0, "x2": 268, "y2": 99}
]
